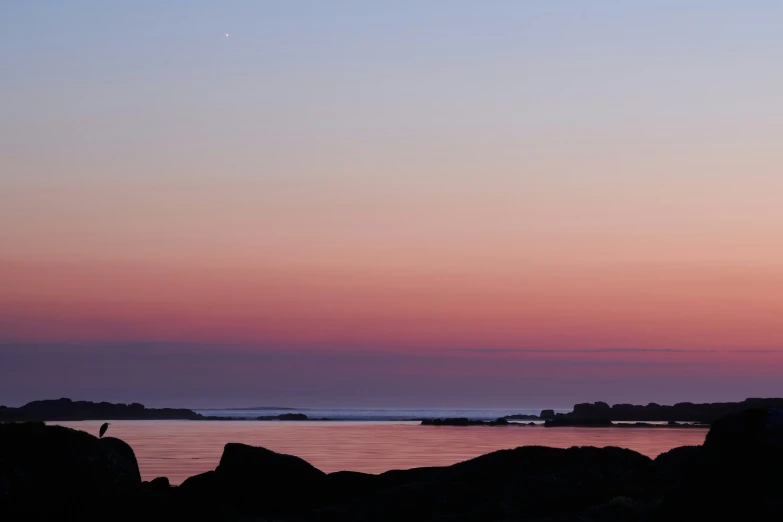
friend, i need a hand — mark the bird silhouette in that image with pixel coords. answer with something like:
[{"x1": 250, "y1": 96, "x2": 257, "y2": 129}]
[{"x1": 99, "y1": 422, "x2": 110, "y2": 438}]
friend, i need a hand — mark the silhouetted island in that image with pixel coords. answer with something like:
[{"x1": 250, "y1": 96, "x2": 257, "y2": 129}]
[
  {"x1": 415, "y1": 398, "x2": 783, "y2": 427},
  {"x1": 3, "y1": 407, "x2": 783, "y2": 521},
  {"x1": 421, "y1": 417, "x2": 706, "y2": 428},
  {"x1": 550, "y1": 397, "x2": 783, "y2": 424},
  {"x1": 0, "y1": 398, "x2": 323, "y2": 422},
  {"x1": 257, "y1": 412, "x2": 309, "y2": 421},
  {"x1": 0, "y1": 398, "x2": 204, "y2": 421}
]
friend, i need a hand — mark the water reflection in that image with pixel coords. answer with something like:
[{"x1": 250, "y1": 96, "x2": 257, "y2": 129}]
[{"x1": 56, "y1": 420, "x2": 707, "y2": 485}]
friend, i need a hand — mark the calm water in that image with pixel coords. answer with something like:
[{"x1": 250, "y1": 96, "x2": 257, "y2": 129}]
[{"x1": 56, "y1": 420, "x2": 707, "y2": 485}]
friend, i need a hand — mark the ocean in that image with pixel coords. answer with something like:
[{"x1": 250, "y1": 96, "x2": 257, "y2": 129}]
[{"x1": 55, "y1": 415, "x2": 708, "y2": 485}]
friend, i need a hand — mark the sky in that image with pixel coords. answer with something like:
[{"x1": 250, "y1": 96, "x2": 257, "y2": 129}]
[{"x1": 1, "y1": 1, "x2": 782, "y2": 408}]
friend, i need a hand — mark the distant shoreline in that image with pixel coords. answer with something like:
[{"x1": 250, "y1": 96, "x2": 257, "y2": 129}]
[
  {"x1": 421, "y1": 417, "x2": 709, "y2": 428},
  {"x1": 4, "y1": 397, "x2": 779, "y2": 425}
]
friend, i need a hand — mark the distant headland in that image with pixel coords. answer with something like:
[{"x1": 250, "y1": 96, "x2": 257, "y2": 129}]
[
  {"x1": 423, "y1": 398, "x2": 783, "y2": 427},
  {"x1": 0, "y1": 398, "x2": 203, "y2": 421},
  {"x1": 0, "y1": 398, "x2": 312, "y2": 422},
  {"x1": 543, "y1": 397, "x2": 783, "y2": 425}
]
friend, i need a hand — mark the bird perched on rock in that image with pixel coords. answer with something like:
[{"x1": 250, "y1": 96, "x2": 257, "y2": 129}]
[{"x1": 99, "y1": 422, "x2": 110, "y2": 438}]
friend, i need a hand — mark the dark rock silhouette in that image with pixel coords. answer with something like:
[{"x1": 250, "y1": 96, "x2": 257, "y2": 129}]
[
  {"x1": 0, "y1": 422, "x2": 144, "y2": 521},
  {"x1": 311, "y1": 445, "x2": 658, "y2": 521},
  {"x1": 653, "y1": 444, "x2": 705, "y2": 494},
  {"x1": 0, "y1": 397, "x2": 203, "y2": 421},
  {"x1": 704, "y1": 407, "x2": 783, "y2": 450},
  {"x1": 554, "y1": 397, "x2": 783, "y2": 423},
  {"x1": 178, "y1": 469, "x2": 219, "y2": 495},
  {"x1": 217, "y1": 442, "x2": 326, "y2": 483},
  {"x1": 99, "y1": 436, "x2": 143, "y2": 484},
  {"x1": 147, "y1": 476, "x2": 171, "y2": 491},
  {"x1": 4, "y1": 408, "x2": 783, "y2": 520},
  {"x1": 659, "y1": 408, "x2": 783, "y2": 519},
  {"x1": 0, "y1": 422, "x2": 142, "y2": 489},
  {"x1": 180, "y1": 442, "x2": 328, "y2": 516}
]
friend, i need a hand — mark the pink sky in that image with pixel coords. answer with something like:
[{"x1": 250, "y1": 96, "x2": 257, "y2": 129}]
[{"x1": 2, "y1": 2, "x2": 783, "y2": 406}]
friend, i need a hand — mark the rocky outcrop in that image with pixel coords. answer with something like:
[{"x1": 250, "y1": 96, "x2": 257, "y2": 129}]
[
  {"x1": 0, "y1": 422, "x2": 141, "y2": 491},
  {"x1": 146, "y1": 476, "x2": 171, "y2": 491},
  {"x1": 0, "y1": 397, "x2": 203, "y2": 421},
  {"x1": 5, "y1": 408, "x2": 783, "y2": 520},
  {"x1": 180, "y1": 407, "x2": 783, "y2": 520},
  {"x1": 179, "y1": 442, "x2": 328, "y2": 516},
  {"x1": 658, "y1": 408, "x2": 783, "y2": 518},
  {"x1": 217, "y1": 442, "x2": 326, "y2": 483},
  {"x1": 704, "y1": 407, "x2": 783, "y2": 451},
  {"x1": 555, "y1": 398, "x2": 783, "y2": 423},
  {"x1": 179, "y1": 439, "x2": 663, "y2": 520},
  {"x1": 312, "y1": 445, "x2": 658, "y2": 521},
  {"x1": 653, "y1": 444, "x2": 705, "y2": 494},
  {"x1": 0, "y1": 422, "x2": 146, "y2": 520}
]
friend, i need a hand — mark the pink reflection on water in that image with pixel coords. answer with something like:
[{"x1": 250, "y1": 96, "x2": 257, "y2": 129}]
[{"x1": 55, "y1": 421, "x2": 707, "y2": 485}]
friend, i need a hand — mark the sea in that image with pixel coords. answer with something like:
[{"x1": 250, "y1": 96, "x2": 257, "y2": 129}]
[{"x1": 54, "y1": 407, "x2": 708, "y2": 485}]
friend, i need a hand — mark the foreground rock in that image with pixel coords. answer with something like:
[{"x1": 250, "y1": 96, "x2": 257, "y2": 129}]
[
  {"x1": 312, "y1": 445, "x2": 658, "y2": 522},
  {"x1": 659, "y1": 407, "x2": 783, "y2": 518},
  {"x1": 0, "y1": 422, "x2": 148, "y2": 520},
  {"x1": 0, "y1": 397, "x2": 203, "y2": 421},
  {"x1": 180, "y1": 442, "x2": 326, "y2": 515},
  {"x1": 4, "y1": 409, "x2": 783, "y2": 520}
]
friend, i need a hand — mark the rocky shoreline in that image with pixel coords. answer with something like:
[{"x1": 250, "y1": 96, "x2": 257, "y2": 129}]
[
  {"x1": 551, "y1": 397, "x2": 783, "y2": 424},
  {"x1": 2, "y1": 408, "x2": 782, "y2": 521}
]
